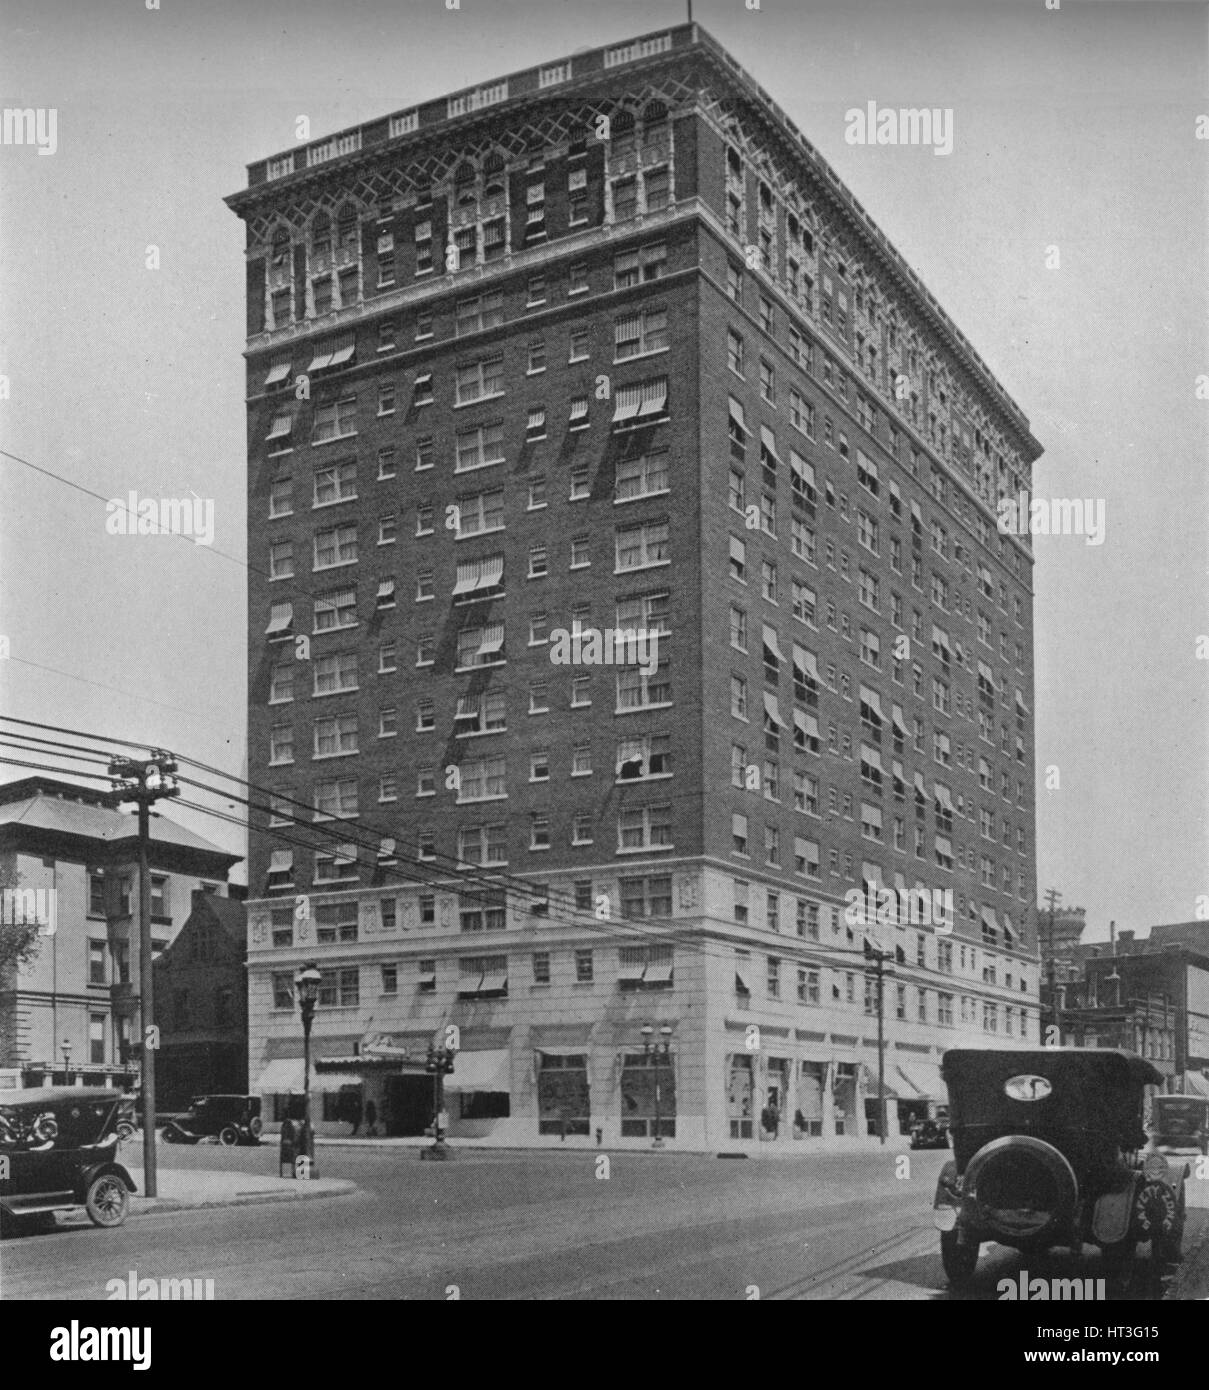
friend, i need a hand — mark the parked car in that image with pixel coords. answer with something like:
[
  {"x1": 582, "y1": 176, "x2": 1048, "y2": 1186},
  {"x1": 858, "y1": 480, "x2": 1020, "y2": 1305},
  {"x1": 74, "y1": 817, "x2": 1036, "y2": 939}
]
[
  {"x1": 933, "y1": 1049, "x2": 1187, "y2": 1287},
  {"x1": 1148, "y1": 1095, "x2": 1209, "y2": 1156},
  {"x1": 0, "y1": 1087, "x2": 137, "y2": 1230},
  {"x1": 160, "y1": 1094, "x2": 262, "y2": 1147},
  {"x1": 909, "y1": 1118, "x2": 950, "y2": 1150}
]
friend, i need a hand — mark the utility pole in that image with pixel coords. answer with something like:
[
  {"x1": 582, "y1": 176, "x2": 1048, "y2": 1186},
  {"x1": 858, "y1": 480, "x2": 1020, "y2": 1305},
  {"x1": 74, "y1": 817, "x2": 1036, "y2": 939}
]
[
  {"x1": 107, "y1": 751, "x2": 180, "y2": 1198},
  {"x1": 1042, "y1": 888, "x2": 1062, "y2": 1044},
  {"x1": 864, "y1": 930, "x2": 891, "y2": 1145}
]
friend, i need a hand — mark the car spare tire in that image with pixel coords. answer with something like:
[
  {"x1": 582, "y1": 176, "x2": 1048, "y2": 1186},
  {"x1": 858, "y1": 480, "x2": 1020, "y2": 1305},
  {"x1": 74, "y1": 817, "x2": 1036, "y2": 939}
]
[{"x1": 963, "y1": 1134, "x2": 1078, "y2": 1245}]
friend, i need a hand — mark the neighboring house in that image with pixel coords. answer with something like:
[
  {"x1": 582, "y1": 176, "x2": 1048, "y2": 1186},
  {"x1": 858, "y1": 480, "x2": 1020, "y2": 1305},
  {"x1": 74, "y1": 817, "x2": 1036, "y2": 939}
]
[
  {"x1": 0, "y1": 776, "x2": 241, "y2": 1087},
  {"x1": 152, "y1": 890, "x2": 249, "y2": 1109}
]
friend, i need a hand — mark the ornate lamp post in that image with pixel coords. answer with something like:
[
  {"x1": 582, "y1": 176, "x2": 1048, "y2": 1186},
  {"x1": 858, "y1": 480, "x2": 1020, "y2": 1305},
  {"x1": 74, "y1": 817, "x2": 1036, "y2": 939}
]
[
  {"x1": 294, "y1": 961, "x2": 322, "y2": 1177},
  {"x1": 421, "y1": 1036, "x2": 458, "y2": 1161},
  {"x1": 640, "y1": 1024, "x2": 673, "y2": 1149},
  {"x1": 60, "y1": 1037, "x2": 72, "y2": 1085}
]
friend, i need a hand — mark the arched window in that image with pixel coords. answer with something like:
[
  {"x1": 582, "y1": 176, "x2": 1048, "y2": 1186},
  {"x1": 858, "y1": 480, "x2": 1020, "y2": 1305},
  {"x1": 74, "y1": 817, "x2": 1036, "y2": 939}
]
[
  {"x1": 312, "y1": 212, "x2": 331, "y2": 257},
  {"x1": 336, "y1": 203, "x2": 358, "y2": 250},
  {"x1": 482, "y1": 150, "x2": 506, "y2": 198}
]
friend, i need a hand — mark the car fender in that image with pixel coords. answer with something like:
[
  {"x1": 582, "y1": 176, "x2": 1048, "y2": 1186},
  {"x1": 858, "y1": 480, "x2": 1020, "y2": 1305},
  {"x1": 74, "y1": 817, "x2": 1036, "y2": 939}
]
[{"x1": 74, "y1": 1161, "x2": 138, "y2": 1201}]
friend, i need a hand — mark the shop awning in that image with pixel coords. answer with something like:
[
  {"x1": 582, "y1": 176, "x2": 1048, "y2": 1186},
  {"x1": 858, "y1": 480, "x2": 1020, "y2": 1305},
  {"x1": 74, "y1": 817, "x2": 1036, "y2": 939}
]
[
  {"x1": 895, "y1": 1056, "x2": 944, "y2": 1101},
  {"x1": 445, "y1": 1049, "x2": 510, "y2": 1092},
  {"x1": 256, "y1": 1058, "x2": 303, "y2": 1091}
]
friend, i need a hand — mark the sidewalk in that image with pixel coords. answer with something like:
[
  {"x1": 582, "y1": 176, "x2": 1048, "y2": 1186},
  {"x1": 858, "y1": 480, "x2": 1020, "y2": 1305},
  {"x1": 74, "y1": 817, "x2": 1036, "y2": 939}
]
[
  {"x1": 123, "y1": 1166, "x2": 355, "y2": 1214},
  {"x1": 282, "y1": 1130, "x2": 911, "y2": 1159}
]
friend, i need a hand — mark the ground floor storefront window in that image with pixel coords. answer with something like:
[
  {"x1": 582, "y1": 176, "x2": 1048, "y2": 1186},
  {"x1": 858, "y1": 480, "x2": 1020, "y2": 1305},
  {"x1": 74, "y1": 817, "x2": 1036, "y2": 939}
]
[
  {"x1": 727, "y1": 1053, "x2": 754, "y2": 1139},
  {"x1": 619, "y1": 1053, "x2": 676, "y2": 1138},
  {"x1": 794, "y1": 1063, "x2": 825, "y2": 1137},
  {"x1": 537, "y1": 1053, "x2": 590, "y2": 1135}
]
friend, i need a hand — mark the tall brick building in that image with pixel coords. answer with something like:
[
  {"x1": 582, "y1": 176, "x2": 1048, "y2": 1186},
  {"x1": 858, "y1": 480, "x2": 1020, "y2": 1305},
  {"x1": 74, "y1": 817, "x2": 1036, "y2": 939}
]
[{"x1": 226, "y1": 24, "x2": 1043, "y2": 1146}]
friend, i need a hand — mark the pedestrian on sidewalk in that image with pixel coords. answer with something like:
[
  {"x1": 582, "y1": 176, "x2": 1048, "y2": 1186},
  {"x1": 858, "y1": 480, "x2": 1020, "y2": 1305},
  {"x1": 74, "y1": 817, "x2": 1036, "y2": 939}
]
[
  {"x1": 347, "y1": 1093, "x2": 363, "y2": 1136},
  {"x1": 364, "y1": 1099, "x2": 378, "y2": 1137}
]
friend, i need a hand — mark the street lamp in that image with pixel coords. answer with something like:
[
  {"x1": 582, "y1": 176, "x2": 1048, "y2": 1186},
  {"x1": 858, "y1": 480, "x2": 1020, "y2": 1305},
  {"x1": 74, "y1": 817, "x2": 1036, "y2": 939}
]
[
  {"x1": 61, "y1": 1037, "x2": 72, "y2": 1084},
  {"x1": 294, "y1": 961, "x2": 322, "y2": 1177},
  {"x1": 641, "y1": 1024, "x2": 674, "y2": 1149},
  {"x1": 421, "y1": 1036, "x2": 458, "y2": 1161}
]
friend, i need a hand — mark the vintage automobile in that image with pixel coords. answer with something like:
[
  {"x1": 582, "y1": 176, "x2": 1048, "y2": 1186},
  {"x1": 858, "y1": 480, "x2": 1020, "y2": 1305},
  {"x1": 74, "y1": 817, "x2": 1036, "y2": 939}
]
[
  {"x1": 0, "y1": 1087, "x2": 137, "y2": 1229},
  {"x1": 909, "y1": 1117, "x2": 950, "y2": 1150},
  {"x1": 933, "y1": 1049, "x2": 1187, "y2": 1286},
  {"x1": 160, "y1": 1094, "x2": 263, "y2": 1146},
  {"x1": 1148, "y1": 1095, "x2": 1209, "y2": 1156}
]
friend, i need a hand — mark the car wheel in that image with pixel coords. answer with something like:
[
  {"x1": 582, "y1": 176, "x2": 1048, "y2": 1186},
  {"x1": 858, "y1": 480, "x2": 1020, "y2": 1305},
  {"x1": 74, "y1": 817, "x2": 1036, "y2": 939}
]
[
  {"x1": 116, "y1": 1121, "x2": 134, "y2": 1143},
  {"x1": 85, "y1": 1174, "x2": 129, "y2": 1228},
  {"x1": 247, "y1": 1116, "x2": 263, "y2": 1143},
  {"x1": 940, "y1": 1229, "x2": 980, "y2": 1286},
  {"x1": 161, "y1": 1125, "x2": 178, "y2": 1144},
  {"x1": 218, "y1": 1125, "x2": 240, "y2": 1147}
]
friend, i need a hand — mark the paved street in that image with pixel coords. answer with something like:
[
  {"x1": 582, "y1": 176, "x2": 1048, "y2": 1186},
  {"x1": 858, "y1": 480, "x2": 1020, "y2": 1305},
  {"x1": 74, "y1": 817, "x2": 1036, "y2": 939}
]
[{"x1": 3, "y1": 1144, "x2": 1207, "y2": 1300}]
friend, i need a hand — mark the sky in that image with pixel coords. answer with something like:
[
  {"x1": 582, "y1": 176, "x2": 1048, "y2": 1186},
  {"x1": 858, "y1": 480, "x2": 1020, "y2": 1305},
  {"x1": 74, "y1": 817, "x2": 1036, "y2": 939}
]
[{"x1": 0, "y1": 0, "x2": 1205, "y2": 936}]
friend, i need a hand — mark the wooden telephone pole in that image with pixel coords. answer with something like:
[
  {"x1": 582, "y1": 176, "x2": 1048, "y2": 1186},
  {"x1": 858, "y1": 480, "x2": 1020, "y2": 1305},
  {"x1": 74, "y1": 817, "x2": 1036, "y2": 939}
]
[
  {"x1": 1042, "y1": 888, "x2": 1063, "y2": 1044},
  {"x1": 107, "y1": 751, "x2": 180, "y2": 1198}
]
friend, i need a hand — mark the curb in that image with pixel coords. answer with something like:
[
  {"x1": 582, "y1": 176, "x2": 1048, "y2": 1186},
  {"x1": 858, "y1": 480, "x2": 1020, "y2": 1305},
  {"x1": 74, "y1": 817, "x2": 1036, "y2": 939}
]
[{"x1": 127, "y1": 1179, "x2": 358, "y2": 1216}]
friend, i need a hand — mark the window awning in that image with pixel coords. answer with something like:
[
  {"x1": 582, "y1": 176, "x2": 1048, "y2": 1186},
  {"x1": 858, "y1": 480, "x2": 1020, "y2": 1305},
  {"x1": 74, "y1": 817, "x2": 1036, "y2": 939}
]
[
  {"x1": 269, "y1": 849, "x2": 293, "y2": 872},
  {"x1": 455, "y1": 697, "x2": 479, "y2": 721},
  {"x1": 935, "y1": 835, "x2": 953, "y2": 856},
  {"x1": 307, "y1": 349, "x2": 334, "y2": 372},
  {"x1": 981, "y1": 906, "x2": 999, "y2": 931},
  {"x1": 478, "y1": 971, "x2": 508, "y2": 994},
  {"x1": 452, "y1": 570, "x2": 479, "y2": 595},
  {"x1": 476, "y1": 627, "x2": 505, "y2": 657},
  {"x1": 934, "y1": 783, "x2": 955, "y2": 814},
  {"x1": 932, "y1": 625, "x2": 951, "y2": 654},
  {"x1": 729, "y1": 536, "x2": 745, "y2": 562},
  {"x1": 637, "y1": 378, "x2": 668, "y2": 417},
  {"x1": 334, "y1": 843, "x2": 358, "y2": 865},
  {"x1": 1016, "y1": 688, "x2": 1029, "y2": 715},
  {"x1": 856, "y1": 449, "x2": 878, "y2": 479},
  {"x1": 619, "y1": 960, "x2": 646, "y2": 982},
  {"x1": 265, "y1": 603, "x2": 293, "y2": 635},
  {"x1": 569, "y1": 397, "x2": 589, "y2": 420},
  {"x1": 910, "y1": 499, "x2": 923, "y2": 523},
  {"x1": 863, "y1": 809, "x2": 883, "y2": 836},
  {"x1": 762, "y1": 624, "x2": 785, "y2": 662},
  {"x1": 417, "y1": 968, "x2": 436, "y2": 986},
  {"x1": 734, "y1": 968, "x2": 751, "y2": 994},
  {"x1": 860, "y1": 685, "x2": 884, "y2": 720},
  {"x1": 759, "y1": 425, "x2": 781, "y2": 461},
  {"x1": 888, "y1": 479, "x2": 901, "y2": 502},
  {"x1": 790, "y1": 452, "x2": 815, "y2": 487},
  {"x1": 328, "y1": 340, "x2": 356, "y2": 366},
  {"x1": 444, "y1": 1049, "x2": 510, "y2": 1092},
  {"x1": 1002, "y1": 913, "x2": 1015, "y2": 943},
  {"x1": 264, "y1": 360, "x2": 291, "y2": 387},
  {"x1": 892, "y1": 705, "x2": 910, "y2": 738},
  {"x1": 914, "y1": 772, "x2": 928, "y2": 797},
  {"x1": 644, "y1": 961, "x2": 673, "y2": 984},
  {"x1": 978, "y1": 660, "x2": 995, "y2": 685},
  {"x1": 892, "y1": 759, "x2": 905, "y2": 785},
  {"x1": 895, "y1": 1056, "x2": 943, "y2": 1100},
  {"x1": 794, "y1": 645, "x2": 819, "y2": 680},
  {"x1": 265, "y1": 413, "x2": 293, "y2": 441},
  {"x1": 376, "y1": 579, "x2": 396, "y2": 600},
  {"x1": 728, "y1": 397, "x2": 750, "y2": 435},
  {"x1": 763, "y1": 692, "x2": 787, "y2": 728},
  {"x1": 474, "y1": 557, "x2": 504, "y2": 590},
  {"x1": 613, "y1": 387, "x2": 642, "y2": 422},
  {"x1": 794, "y1": 709, "x2": 819, "y2": 739},
  {"x1": 378, "y1": 838, "x2": 397, "y2": 862}
]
